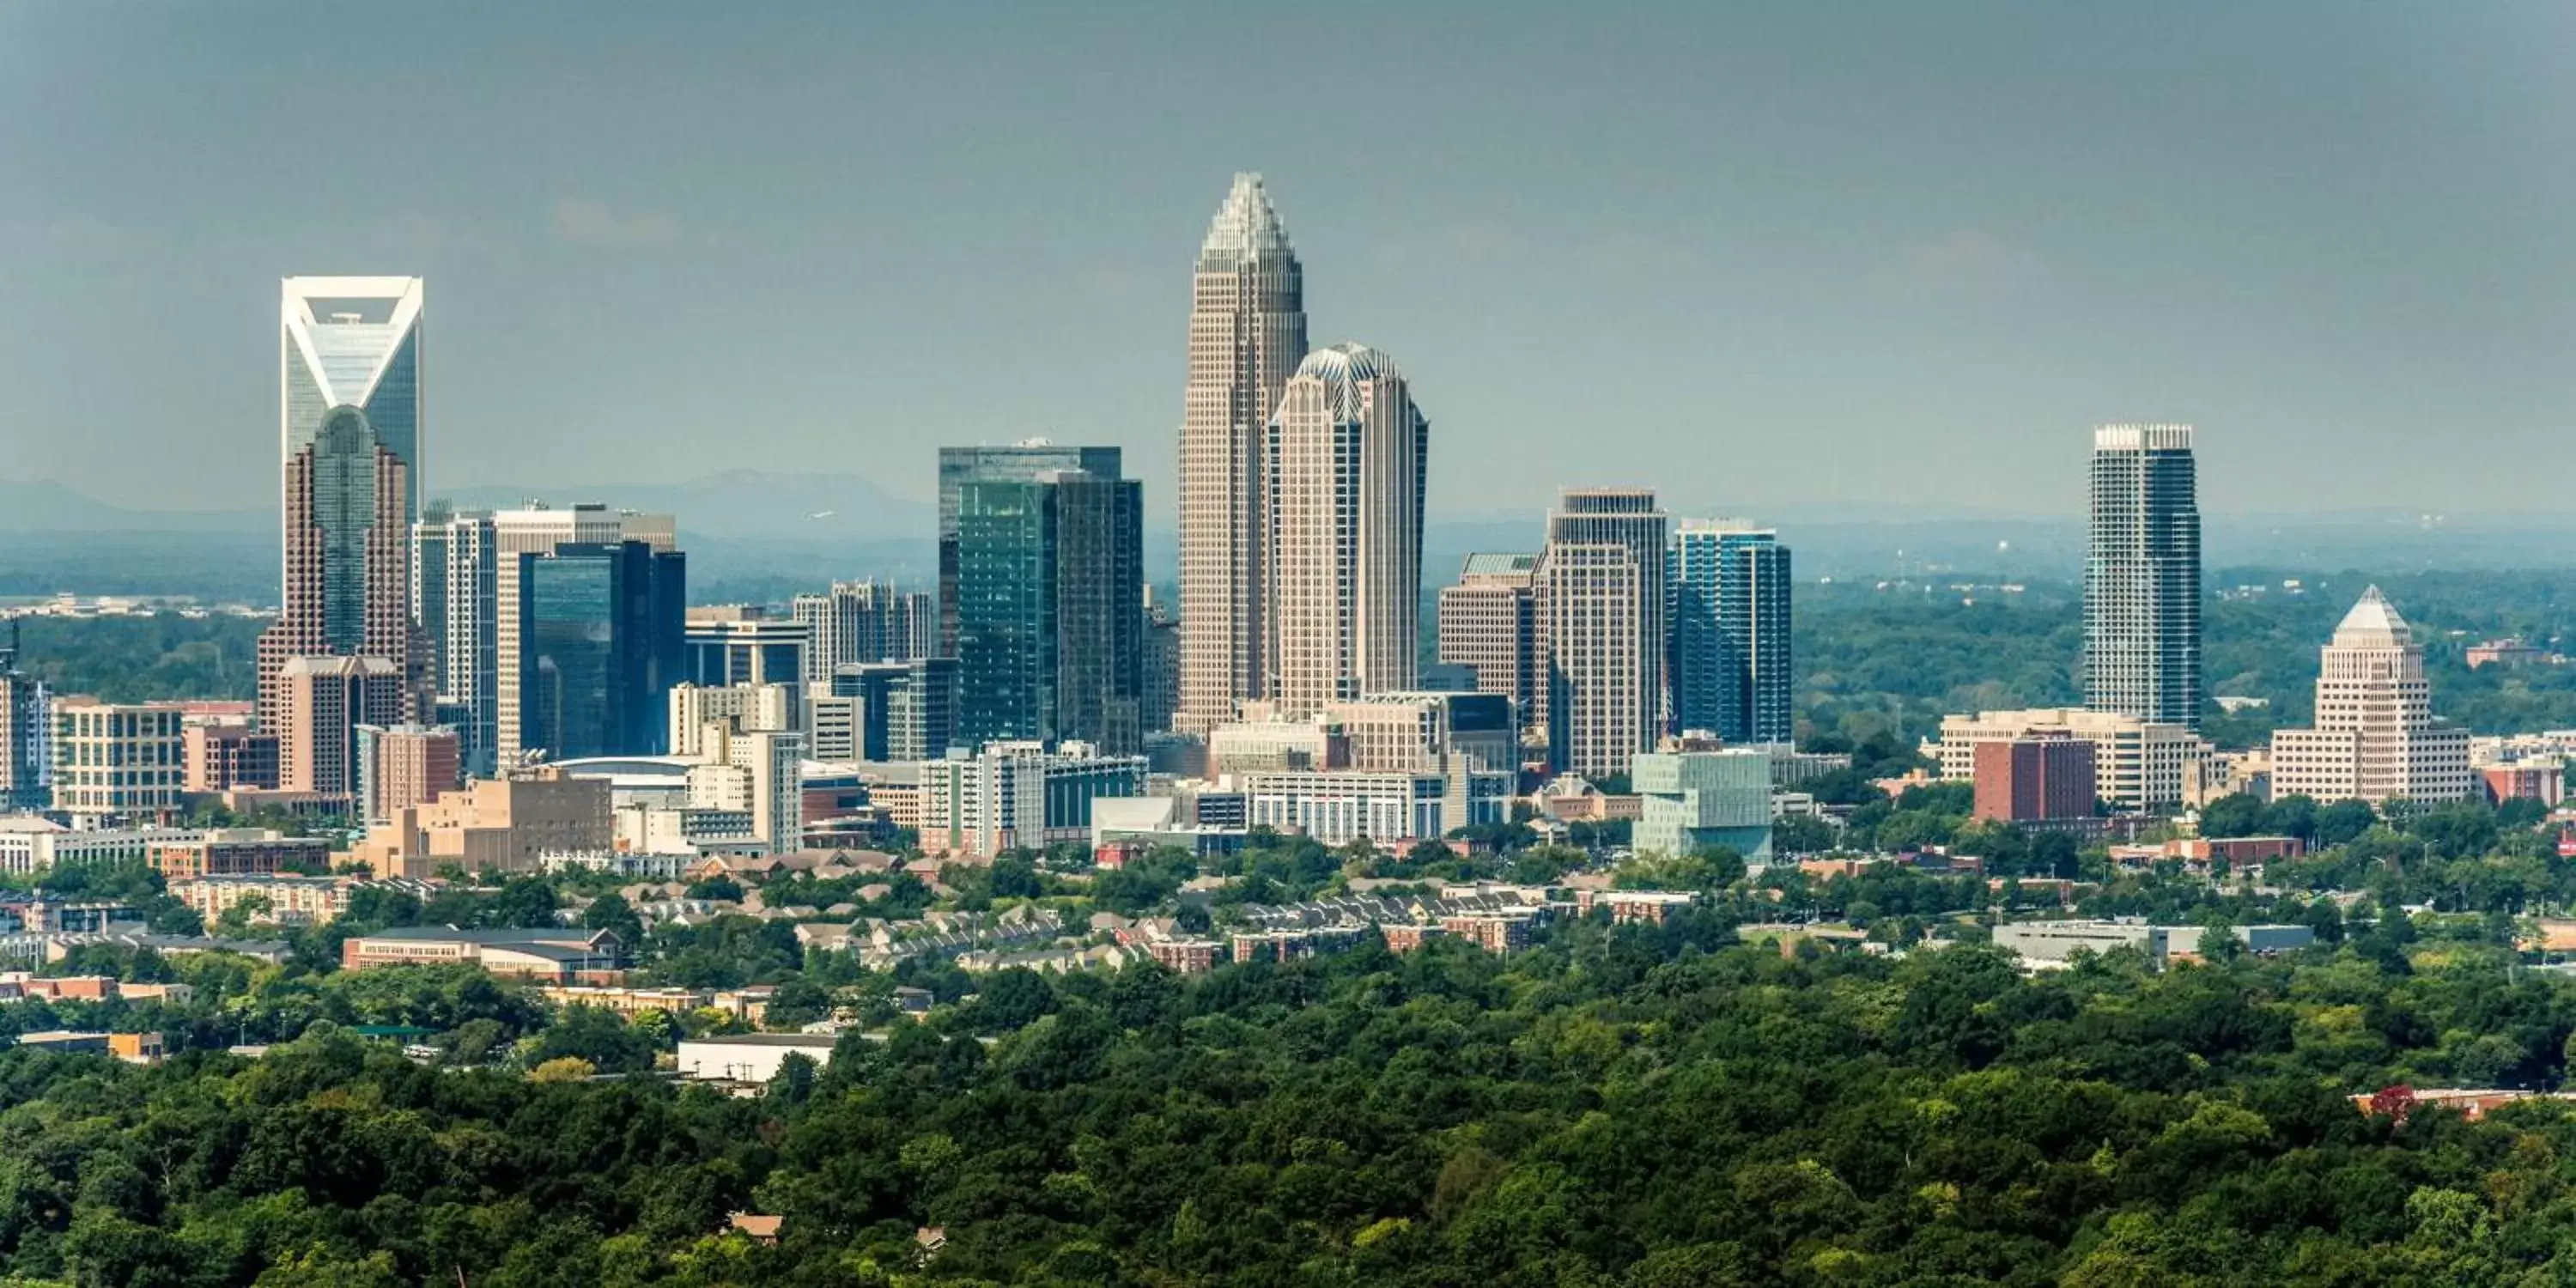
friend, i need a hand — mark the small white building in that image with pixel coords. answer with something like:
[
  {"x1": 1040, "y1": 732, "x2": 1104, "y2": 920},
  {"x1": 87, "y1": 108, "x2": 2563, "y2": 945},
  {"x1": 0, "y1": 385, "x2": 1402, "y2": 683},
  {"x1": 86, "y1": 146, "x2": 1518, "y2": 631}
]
[{"x1": 677, "y1": 1032, "x2": 841, "y2": 1084}]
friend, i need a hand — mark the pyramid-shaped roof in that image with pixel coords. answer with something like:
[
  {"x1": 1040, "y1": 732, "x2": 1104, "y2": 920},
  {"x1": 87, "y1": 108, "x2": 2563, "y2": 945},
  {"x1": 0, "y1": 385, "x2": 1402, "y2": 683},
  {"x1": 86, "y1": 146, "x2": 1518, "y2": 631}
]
[
  {"x1": 2332, "y1": 585, "x2": 2412, "y2": 647},
  {"x1": 1199, "y1": 173, "x2": 1294, "y2": 265}
]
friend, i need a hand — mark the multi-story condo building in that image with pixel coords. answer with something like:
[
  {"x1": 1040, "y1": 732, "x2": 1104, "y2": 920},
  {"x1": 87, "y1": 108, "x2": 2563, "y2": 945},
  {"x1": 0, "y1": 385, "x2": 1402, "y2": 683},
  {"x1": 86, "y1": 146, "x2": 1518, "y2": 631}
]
[
  {"x1": 665, "y1": 697, "x2": 805, "y2": 856},
  {"x1": 259, "y1": 278, "x2": 428, "y2": 775},
  {"x1": 823, "y1": 659, "x2": 959, "y2": 762},
  {"x1": 1930, "y1": 707, "x2": 2207, "y2": 814},
  {"x1": 413, "y1": 504, "x2": 498, "y2": 773},
  {"x1": 0, "y1": 625, "x2": 47, "y2": 809},
  {"x1": 2085, "y1": 424, "x2": 2201, "y2": 729},
  {"x1": 918, "y1": 741, "x2": 1146, "y2": 858},
  {"x1": 1671, "y1": 520, "x2": 1794, "y2": 745},
  {"x1": 2269, "y1": 587, "x2": 2474, "y2": 805},
  {"x1": 489, "y1": 505, "x2": 678, "y2": 766},
  {"x1": 1632, "y1": 744, "x2": 1774, "y2": 863},
  {"x1": 49, "y1": 698, "x2": 185, "y2": 824},
  {"x1": 681, "y1": 608, "x2": 809, "y2": 733},
  {"x1": 950, "y1": 453, "x2": 1144, "y2": 754},
  {"x1": 1538, "y1": 489, "x2": 1668, "y2": 778},
  {"x1": 1436, "y1": 554, "x2": 1539, "y2": 739},
  {"x1": 352, "y1": 723, "x2": 460, "y2": 825},
  {"x1": 1210, "y1": 691, "x2": 1514, "y2": 778},
  {"x1": 1178, "y1": 173, "x2": 1308, "y2": 733},
  {"x1": 1263, "y1": 343, "x2": 1427, "y2": 714},
  {"x1": 790, "y1": 580, "x2": 933, "y2": 689}
]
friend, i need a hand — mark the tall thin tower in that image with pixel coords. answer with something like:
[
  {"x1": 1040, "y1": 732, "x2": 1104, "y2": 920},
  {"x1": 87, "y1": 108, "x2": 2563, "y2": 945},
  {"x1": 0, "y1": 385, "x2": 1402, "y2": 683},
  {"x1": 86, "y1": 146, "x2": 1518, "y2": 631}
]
[
  {"x1": 2083, "y1": 423, "x2": 2200, "y2": 729},
  {"x1": 258, "y1": 277, "x2": 427, "y2": 735},
  {"x1": 1177, "y1": 173, "x2": 1306, "y2": 733},
  {"x1": 1264, "y1": 343, "x2": 1427, "y2": 714}
]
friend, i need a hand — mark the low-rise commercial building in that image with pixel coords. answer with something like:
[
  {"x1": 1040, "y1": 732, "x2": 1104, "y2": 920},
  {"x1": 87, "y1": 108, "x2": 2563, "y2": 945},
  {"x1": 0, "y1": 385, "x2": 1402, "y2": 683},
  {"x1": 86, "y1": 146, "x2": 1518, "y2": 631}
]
[
  {"x1": 339, "y1": 926, "x2": 625, "y2": 982},
  {"x1": 918, "y1": 742, "x2": 1146, "y2": 858},
  {"x1": 1930, "y1": 708, "x2": 2208, "y2": 814},
  {"x1": 677, "y1": 1032, "x2": 839, "y2": 1084},
  {"x1": 1238, "y1": 763, "x2": 1509, "y2": 847},
  {"x1": 1994, "y1": 919, "x2": 2314, "y2": 969},
  {"x1": 351, "y1": 768, "x2": 611, "y2": 877}
]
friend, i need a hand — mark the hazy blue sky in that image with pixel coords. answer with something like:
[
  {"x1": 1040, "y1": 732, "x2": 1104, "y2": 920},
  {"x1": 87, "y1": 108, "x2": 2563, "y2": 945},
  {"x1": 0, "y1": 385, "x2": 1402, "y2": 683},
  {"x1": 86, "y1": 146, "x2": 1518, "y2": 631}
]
[{"x1": 2, "y1": 1, "x2": 2569, "y2": 523}]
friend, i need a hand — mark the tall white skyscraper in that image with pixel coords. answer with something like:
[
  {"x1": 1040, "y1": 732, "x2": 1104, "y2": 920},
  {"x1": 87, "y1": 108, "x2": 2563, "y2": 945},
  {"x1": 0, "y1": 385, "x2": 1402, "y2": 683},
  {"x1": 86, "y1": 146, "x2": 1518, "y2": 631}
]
[
  {"x1": 1264, "y1": 343, "x2": 1427, "y2": 714},
  {"x1": 2085, "y1": 423, "x2": 2200, "y2": 729},
  {"x1": 2270, "y1": 586, "x2": 2473, "y2": 805},
  {"x1": 1177, "y1": 173, "x2": 1307, "y2": 733}
]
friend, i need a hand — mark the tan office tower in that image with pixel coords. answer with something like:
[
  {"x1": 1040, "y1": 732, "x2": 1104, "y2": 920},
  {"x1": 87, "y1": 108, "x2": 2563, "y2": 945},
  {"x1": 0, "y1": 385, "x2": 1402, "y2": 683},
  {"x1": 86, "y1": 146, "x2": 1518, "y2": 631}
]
[
  {"x1": 1177, "y1": 173, "x2": 1307, "y2": 732},
  {"x1": 2270, "y1": 587, "x2": 2473, "y2": 805},
  {"x1": 276, "y1": 656, "x2": 405, "y2": 798},
  {"x1": 1537, "y1": 489, "x2": 1668, "y2": 778},
  {"x1": 1263, "y1": 344, "x2": 1426, "y2": 714},
  {"x1": 1437, "y1": 554, "x2": 1540, "y2": 734}
]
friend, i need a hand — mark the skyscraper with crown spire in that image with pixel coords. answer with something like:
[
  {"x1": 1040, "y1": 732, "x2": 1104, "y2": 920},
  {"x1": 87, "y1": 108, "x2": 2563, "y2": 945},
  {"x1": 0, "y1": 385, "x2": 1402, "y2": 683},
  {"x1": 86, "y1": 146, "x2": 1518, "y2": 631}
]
[
  {"x1": 258, "y1": 278, "x2": 428, "y2": 781},
  {"x1": 1176, "y1": 173, "x2": 1307, "y2": 733}
]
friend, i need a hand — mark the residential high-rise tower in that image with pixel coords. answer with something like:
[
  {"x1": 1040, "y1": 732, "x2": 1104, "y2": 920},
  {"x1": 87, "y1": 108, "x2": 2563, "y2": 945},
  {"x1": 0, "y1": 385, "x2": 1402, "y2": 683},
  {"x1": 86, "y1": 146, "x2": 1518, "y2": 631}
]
[
  {"x1": 1437, "y1": 554, "x2": 1540, "y2": 742},
  {"x1": 1264, "y1": 343, "x2": 1427, "y2": 714},
  {"x1": 2084, "y1": 424, "x2": 2200, "y2": 729},
  {"x1": 1671, "y1": 520, "x2": 1794, "y2": 745},
  {"x1": 1177, "y1": 173, "x2": 1307, "y2": 732}
]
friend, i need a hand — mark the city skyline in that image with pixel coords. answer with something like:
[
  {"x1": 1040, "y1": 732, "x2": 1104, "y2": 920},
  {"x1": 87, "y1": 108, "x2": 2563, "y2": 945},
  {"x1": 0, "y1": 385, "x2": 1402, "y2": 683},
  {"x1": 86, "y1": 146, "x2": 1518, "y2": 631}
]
[{"x1": 5, "y1": 4, "x2": 2570, "y2": 523}]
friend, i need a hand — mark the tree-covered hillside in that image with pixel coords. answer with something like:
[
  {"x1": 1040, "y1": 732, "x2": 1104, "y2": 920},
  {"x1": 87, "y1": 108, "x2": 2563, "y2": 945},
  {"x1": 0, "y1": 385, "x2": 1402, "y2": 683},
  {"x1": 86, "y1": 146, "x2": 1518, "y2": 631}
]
[{"x1": 4, "y1": 917, "x2": 2576, "y2": 1285}]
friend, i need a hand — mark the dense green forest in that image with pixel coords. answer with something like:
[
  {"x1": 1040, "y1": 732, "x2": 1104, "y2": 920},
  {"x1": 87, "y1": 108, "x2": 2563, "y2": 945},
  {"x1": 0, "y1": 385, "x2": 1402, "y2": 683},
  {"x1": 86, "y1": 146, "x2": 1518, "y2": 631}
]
[
  {"x1": 1797, "y1": 568, "x2": 2576, "y2": 750},
  {"x1": 7, "y1": 615, "x2": 264, "y2": 703},
  {"x1": 6, "y1": 917, "x2": 2576, "y2": 1285}
]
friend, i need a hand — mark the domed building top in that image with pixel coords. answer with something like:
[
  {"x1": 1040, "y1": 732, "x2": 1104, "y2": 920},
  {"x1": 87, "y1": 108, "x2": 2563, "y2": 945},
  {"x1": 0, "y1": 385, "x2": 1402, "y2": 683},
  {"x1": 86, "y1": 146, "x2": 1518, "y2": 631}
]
[{"x1": 1286, "y1": 343, "x2": 1405, "y2": 422}]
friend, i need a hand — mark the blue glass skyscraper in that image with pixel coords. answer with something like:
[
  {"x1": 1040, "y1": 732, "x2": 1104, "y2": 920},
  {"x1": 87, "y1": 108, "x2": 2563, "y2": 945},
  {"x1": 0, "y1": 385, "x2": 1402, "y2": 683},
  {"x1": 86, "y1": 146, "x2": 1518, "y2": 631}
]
[{"x1": 516, "y1": 541, "x2": 685, "y2": 761}]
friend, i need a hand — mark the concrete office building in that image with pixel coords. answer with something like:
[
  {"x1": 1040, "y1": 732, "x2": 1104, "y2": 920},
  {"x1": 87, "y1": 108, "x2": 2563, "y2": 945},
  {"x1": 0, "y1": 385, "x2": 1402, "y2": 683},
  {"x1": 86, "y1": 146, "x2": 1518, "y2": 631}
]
[
  {"x1": 1931, "y1": 707, "x2": 2207, "y2": 814},
  {"x1": 1632, "y1": 745, "x2": 1774, "y2": 863},
  {"x1": 1263, "y1": 343, "x2": 1427, "y2": 714},
  {"x1": 276, "y1": 656, "x2": 404, "y2": 801},
  {"x1": 1140, "y1": 590, "x2": 1181, "y2": 736},
  {"x1": 258, "y1": 278, "x2": 428, "y2": 751},
  {"x1": 182, "y1": 720, "x2": 277, "y2": 793},
  {"x1": 948, "y1": 452, "x2": 1145, "y2": 753},
  {"x1": 668, "y1": 683, "x2": 795, "y2": 755},
  {"x1": 1971, "y1": 737, "x2": 2097, "y2": 823},
  {"x1": 1436, "y1": 554, "x2": 1540, "y2": 739},
  {"x1": 1538, "y1": 489, "x2": 1668, "y2": 778},
  {"x1": 1237, "y1": 765, "x2": 1510, "y2": 847},
  {"x1": 49, "y1": 698, "x2": 185, "y2": 824},
  {"x1": 2269, "y1": 587, "x2": 2474, "y2": 806},
  {"x1": 2085, "y1": 424, "x2": 2201, "y2": 729},
  {"x1": 1671, "y1": 521, "x2": 1794, "y2": 745},
  {"x1": 918, "y1": 742, "x2": 1146, "y2": 858},
  {"x1": 1178, "y1": 174, "x2": 1309, "y2": 733},
  {"x1": 352, "y1": 767, "x2": 611, "y2": 878}
]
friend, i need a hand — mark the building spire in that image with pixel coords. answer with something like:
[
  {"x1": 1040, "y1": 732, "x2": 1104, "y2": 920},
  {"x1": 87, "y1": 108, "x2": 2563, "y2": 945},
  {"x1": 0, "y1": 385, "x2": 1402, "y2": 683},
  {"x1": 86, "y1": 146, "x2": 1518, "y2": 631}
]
[{"x1": 1199, "y1": 173, "x2": 1294, "y2": 263}]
